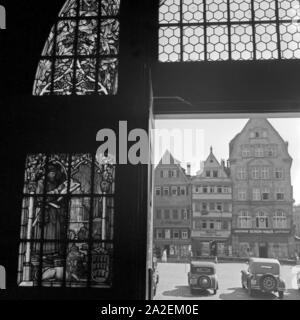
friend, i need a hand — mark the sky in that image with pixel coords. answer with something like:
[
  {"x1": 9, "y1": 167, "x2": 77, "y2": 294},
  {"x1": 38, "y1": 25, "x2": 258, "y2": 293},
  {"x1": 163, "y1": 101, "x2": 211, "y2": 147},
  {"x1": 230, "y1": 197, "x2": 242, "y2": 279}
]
[{"x1": 153, "y1": 117, "x2": 300, "y2": 205}]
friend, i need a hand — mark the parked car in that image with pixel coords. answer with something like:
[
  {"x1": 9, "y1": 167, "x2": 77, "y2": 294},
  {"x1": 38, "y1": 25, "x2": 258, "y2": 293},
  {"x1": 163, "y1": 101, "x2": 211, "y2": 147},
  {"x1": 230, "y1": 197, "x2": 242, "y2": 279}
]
[
  {"x1": 188, "y1": 261, "x2": 218, "y2": 295},
  {"x1": 241, "y1": 257, "x2": 285, "y2": 299},
  {"x1": 297, "y1": 270, "x2": 300, "y2": 291}
]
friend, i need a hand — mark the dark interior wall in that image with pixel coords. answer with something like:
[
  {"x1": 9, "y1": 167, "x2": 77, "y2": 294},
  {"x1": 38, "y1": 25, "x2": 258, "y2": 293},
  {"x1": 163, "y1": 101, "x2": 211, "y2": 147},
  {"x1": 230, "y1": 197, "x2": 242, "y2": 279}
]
[{"x1": 0, "y1": 0, "x2": 152, "y2": 299}]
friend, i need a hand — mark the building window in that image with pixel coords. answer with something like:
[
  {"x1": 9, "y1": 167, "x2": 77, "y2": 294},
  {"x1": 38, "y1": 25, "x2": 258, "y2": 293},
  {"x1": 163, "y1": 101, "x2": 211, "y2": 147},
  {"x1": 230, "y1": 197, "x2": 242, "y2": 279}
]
[
  {"x1": 215, "y1": 220, "x2": 222, "y2": 230},
  {"x1": 160, "y1": 170, "x2": 163, "y2": 178},
  {"x1": 239, "y1": 210, "x2": 252, "y2": 228},
  {"x1": 19, "y1": 153, "x2": 115, "y2": 288},
  {"x1": 217, "y1": 186, "x2": 222, "y2": 193},
  {"x1": 182, "y1": 209, "x2": 188, "y2": 220},
  {"x1": 180, "y1": 186, "x2": 186, "y2": 195},
  {"x1": 251, "y1": 167, "x2": 260, "y2": 179},
  {"x1": 242, "y1": 147, "x2": 250, "y2": 157},
  {"x1": 254, "y1": 147, "x2": 264, "y2": 157},
  {"x1": 262, "y1": 188, "x2": 270, "y2": 200},
  {"x1": 156, "y1": 209, "x2": 162, "y2": 220},
  {"x1": 209, "y1": 186, "x2": 215, "y2": 193},
  {"x1": 203, "y1": 186, "x2": 208, "y2": 193},
  {"x1": 213, "y1": 170, "x2": 218, "y2": 178},
  {"x1": 261, "y1": 167, "x2": 269, "y2": 179},
  {"x1": 238, "y1": 189, "x2": 247, "y2": 200},
  {"x1": 276, "y1": 188, "x2": 285, "y2": 200},
  {"x1": 171, "y1": 186, "x2": 177, "y2": 196},
  {"x1": 252, "y1": 188, "x2": 261, "y2": 200},
  {"x1": 182, "y1": 231, "x2": 188, "y2": 239},
  {"x1": 275, "y1": 168, "x2": 283, "y2": 179},
  {"x1": 156, "y1": 229, "x2": 164, "y2": 239},
  {"x1": 202, "y1": 221, "x2": 207, "y2": 229},
  {"x1": 163, "y1": 187, "x2": 169, "y2": 196},
  {"x1": 33, "y1": 0, "x2": 120, "y2": 95},
  {"x1": 173, "y1": 230, "x2": 180, "y2": 239},
  {"x1": 202, "y1": 202, "x2": 208, "y2": 211},
  {"x1": 256, "y1": 211, "x2": 268, "y2": 228},
  {"x1": 155, "y1": 187, "x2": 161, "y2": 196},
  {"x1": 165, "y1": 229, "x2": 171, "y2": 239},
  {"x1": 163, "y1": 170, "x2": 169, "y2": 178},
  {"x1": 273, "y1": 210, "x2": 287, "y2": 228},
  {"x1": 172, "y1": 209, "x2": 179, "y2": 219},
  {"x1": 216, "y1": 203, "x2": 222, "y2": 211},
  {"x1": 159, "y1": 0, "x2": 300, "y2": 61},
  {"x1": 209, "y1": 221, "x2": 214, "y2": 229},
  {"x1": 222, "y1": 220, "x2": 229, "y2": 230},
  {"x1": 209, "y1": 202, "x2": 215, "y2": 210},
  {"x1": 206, "y1": 170, "x2": 211, "y2": 177},
  {"x1": 237, "y1": 167, "x2": 246, "y2": 180}
]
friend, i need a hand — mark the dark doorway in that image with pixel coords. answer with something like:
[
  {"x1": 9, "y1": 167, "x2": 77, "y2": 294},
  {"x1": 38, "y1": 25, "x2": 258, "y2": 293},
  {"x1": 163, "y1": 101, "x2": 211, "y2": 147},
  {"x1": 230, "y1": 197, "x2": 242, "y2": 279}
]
[{"x1": 259, "y1": 244, "x2": 268, "y2": 258}]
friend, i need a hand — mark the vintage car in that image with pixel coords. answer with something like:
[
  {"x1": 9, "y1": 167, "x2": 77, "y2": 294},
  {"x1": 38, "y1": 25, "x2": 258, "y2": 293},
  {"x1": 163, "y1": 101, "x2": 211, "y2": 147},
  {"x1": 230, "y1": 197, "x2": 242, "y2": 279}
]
[
  {"x1": 188, "y1": 261, "x2": 218, "y2": 295},
  {"x1": 241, "y1": 258, "x2": 285, "y2": 299}
]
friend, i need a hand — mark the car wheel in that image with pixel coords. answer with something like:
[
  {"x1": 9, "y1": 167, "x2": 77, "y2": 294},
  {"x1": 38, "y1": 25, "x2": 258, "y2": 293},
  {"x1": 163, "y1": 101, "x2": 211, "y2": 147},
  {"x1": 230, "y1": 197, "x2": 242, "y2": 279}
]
[
  {"x1": 260, "y1": 274, "x2": 277, "y2": 292},
  {"x1": 278, "y1": 291, "x2": 284, "y2": 300}
]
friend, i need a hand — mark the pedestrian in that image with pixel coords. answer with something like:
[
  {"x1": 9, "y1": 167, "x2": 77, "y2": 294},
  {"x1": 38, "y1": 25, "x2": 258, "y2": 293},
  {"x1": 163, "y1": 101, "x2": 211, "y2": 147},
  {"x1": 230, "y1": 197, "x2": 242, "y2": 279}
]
[{"x1": 162, "y1": 249, "x2": 167, "y2": 263}]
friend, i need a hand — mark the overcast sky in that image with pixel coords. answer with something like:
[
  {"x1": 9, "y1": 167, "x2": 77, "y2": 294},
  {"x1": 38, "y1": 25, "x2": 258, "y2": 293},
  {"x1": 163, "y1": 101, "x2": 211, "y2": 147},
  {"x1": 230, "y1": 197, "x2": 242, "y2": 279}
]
[{"x1": 154, "y1": 117, "x2": 300, "y2": 205}]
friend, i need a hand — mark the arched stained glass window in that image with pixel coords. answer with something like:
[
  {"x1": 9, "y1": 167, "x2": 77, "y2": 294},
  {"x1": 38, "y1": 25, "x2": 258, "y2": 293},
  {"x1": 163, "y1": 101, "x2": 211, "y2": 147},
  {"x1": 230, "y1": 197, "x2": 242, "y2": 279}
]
[
  {"x1": 33, "y1": 0, "x2": 120, "y2": 95},
  {"x1": 159, "y1": 0, "x2": 300, "y2": 62},
  {"x1": 18, "y1": 153, "x2": 115, "y2": 288}
]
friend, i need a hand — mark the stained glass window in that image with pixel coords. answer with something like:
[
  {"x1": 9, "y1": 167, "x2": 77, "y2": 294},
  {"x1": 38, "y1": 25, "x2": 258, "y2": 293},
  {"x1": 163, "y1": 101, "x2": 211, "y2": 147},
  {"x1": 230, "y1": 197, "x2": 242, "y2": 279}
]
[
  {"x1": 33, "y1": 0, "x2": 120, "y2": 95},
  {"x1": 18, "y1": 152, "x2": 115, "y2": 288},
  {"x1": 159, "y1": 0, "x2": 300, "y2": 62}
]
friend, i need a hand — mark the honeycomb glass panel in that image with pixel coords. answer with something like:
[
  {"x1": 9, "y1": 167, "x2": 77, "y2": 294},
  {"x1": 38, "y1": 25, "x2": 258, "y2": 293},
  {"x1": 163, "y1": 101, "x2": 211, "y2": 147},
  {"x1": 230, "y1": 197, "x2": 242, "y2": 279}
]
[
  {"x1": 278, "y1": 0, "x2": 300, "y2": 20},
  {"x1": 206, "y1": 0, "x2": 228, "y2": 22},
  {"x1": 183, "y1": 26, "x2": 205, "y2": 61},
  {"x1": 255, "y1": 23, "x2": 278, "y2": 59},
  {"x1": 230, "y1": 0, "x2": 252, "y2": 21},
  {"x1": 207, "y1": 25, "x2": 229, "y2": 61},
  {"x1": 254, "y1": 0, "x2": 276, "y2": 21},
  {"x1": 159, "y1": 0, "x2": 181, "y2": 24},
  {"x1": 159, "y1": 27, "x2": 181, "y2": 62},
  {"x1": 280, "y1": 23, "x2": 300, "y2": 59},
  {"x1": 231, "y1": 25, "x2": 254, "y2": 60},
  {"x1": 183, "y1": 0, "x2": 204, "y2": 23}
]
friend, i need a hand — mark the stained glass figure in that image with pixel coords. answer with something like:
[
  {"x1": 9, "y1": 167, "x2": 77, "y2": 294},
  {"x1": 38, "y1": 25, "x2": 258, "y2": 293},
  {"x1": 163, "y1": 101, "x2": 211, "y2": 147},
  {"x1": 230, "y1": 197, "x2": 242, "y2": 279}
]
[
  {"x1": 18, "y1": 153, "x2": 115, "y2": 288},
  {"x1": 33, "y1": 0, "x2": 120, "y2": 95}
]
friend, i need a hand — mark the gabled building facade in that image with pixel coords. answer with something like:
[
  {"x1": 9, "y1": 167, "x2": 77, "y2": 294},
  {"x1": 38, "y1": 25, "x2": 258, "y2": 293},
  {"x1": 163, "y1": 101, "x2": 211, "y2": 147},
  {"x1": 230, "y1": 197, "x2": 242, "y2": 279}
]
[
  {"x1": 153, "y1": 151, "x2": 192, "y2": 261},
  {"x1": 191, "y1": 148, "x2": 232, "y2": 257},
  {"x1": 229, "y1": 118, "x2": 294, "y2": 258}
]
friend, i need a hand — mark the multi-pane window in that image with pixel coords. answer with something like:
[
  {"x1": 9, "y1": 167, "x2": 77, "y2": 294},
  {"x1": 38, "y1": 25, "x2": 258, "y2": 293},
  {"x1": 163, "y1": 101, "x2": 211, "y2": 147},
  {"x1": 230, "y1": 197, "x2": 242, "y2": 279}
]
[
  {"x1": 273, "y1": 210, "x2": 287, "y2": 228},
  {"x1": 242, "y1": 147, "x2": 251, "y2": 157},
  {"x1": 165, "y1": 229, "x2": 171, "y2": 239},
  {"x1": 173, "y1": 230, "x2": 180, "y2": 239},
  {"x1": 171, "y1": 186, "x2": 178, "y2": 195},
  {"x1": 155, "y1": 187, "x2": 161, "y2": 196},
  {"x1": 163, "y1": 186, "x2": 170, "y2": 196},
  {"x1": 262, "y1": 187, "x2": 270, "y2": 200},
  {"x1": 156, "y1": 229, "x2": 164, "y2": 239},
  {"x1": 182, "y1": 231, "x2": 188, "y2": 239},
  {"x1": 33, "y1": 0, "x2": 120, "y2": 95},
  {"x1": 256, "y1": 211, "x2": 268, "y2": 228},
  {"x1": 239, "y1": 210, "x2": 252, "y2": 228},
  {"x1": 180, "y1": 186, "x2": 186, "y2": 195},
  {"x1": 238, "y1": 188, "x2": 247, "y2": 200},
  {"x1": 172, "y1": 209, "x2": 179, "y2": 219},
  {"x1": 237, "y1": 167, "x2": 247, "y2": 179},
  {"x1": 251, "y1": 167, "x2": 260, "y2": 179},
  {"x1": 276, "y1": 187, "x2": 285, "y2": 200},
  {"x1": 164, "y1": 209, "x2": 170, "y2": 219},
  {"x1": 159, "y1": 0, "x2": 300, "y2": 62},
  {"x1": 252, "y1": 187, "x2": 261, "y2": 200},
  {"x1": 275, "y1": 168, "x2": 284, "y2": 179},
  {"x1": 254, "y1": 147, "x2": 264, "y2": 157},
  {"x1": 261, "y1": 167, "x2": 270, "y2": 179},
  {"x1": 19, "y1": 153, "x2": 115, "y2": 288}
]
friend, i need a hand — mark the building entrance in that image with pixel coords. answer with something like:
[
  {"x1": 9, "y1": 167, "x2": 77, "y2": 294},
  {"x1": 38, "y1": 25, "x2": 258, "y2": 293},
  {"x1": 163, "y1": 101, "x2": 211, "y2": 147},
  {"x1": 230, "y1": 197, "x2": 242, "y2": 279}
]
[{"x1": 259, "y1": 243, "x2": 268, "y2": 258}]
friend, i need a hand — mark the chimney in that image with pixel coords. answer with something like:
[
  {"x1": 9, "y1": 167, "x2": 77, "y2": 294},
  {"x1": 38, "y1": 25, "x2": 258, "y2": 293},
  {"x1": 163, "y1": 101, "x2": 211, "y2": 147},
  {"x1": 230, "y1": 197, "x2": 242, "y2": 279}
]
[{"x1": 187, "y1": 163, "x2": 191, "y2": 176}]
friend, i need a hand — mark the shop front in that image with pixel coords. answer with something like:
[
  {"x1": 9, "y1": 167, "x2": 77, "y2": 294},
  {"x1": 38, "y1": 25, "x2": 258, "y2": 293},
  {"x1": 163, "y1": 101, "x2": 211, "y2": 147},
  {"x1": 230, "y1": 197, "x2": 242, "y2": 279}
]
[{"x1": 232, "y1": 229, "x2": 293, "y2": 259}]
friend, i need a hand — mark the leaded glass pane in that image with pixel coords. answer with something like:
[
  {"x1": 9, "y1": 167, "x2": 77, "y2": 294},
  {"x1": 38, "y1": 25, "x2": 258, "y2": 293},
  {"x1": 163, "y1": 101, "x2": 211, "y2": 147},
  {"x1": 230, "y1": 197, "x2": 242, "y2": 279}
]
[
  {"x1": 231, "y1": 24, "x2": 254, "y2": 60},
  {"x1": 100, "y1": 19, "x2": 120, "y2": 55},
  {"x1": 94, "y1": 157, "x2": 115, "y2": 194},
  {"x1": 278, "y1": 0, "x2": 300, "y2": 20},
  {"x1": 206, "y1": 0, "x2": 228, "y2": 22},
  {"x1": 90, "y1": 243, "x2": 113, "y2": 287},
  {"x1": 101, "y1": 0, "x2": 121, "y2": 16},
  {"x1": 41, "y1": 26, "x2": 55, "y2": 57},
  {"x1": 230, "y1": 0, "x2": 252, "y2": 21},
  {"x1": 78, "y1": 19, "x2": 98, "y2": 55},
  {"x1": 98, "y1": 58, "x2": 118, "y2": 94},
  {"x1": 79, "y1": 0, "x2": 99, "y2": 17},
  {"x1": 183, "y1": 0, "x2": 204, "y2": 23},
  {"x1": 159, "y1": 27, "x2": 181, "y2": 62},
  {"x1": 59, "y1": 0, "x2": 78, "y2": 17},
  {"x1": 71, "y1": 154, "x2": 93, "y2": 193},
  {"x1": 207, "y1": 25, "x2": 229, "y2": 61},
  {"x1": 33, "y1": 60, "x2": 52, "y2": 96},
  {"x1": 75, "y1": 58, "x2": 97, "y2": 95},
  {"x1": 93, "y1": 197, "x2": 114, "y2": 240},
  {"x1": 183, "y1": 26, "x2": 205, "y2": 61},
  {"x1": 53, "y1": 58, "x2": 74, "y2": 95},
  {"x1": 56, "y1": 20, "x2": 76, "y2": 56},
  {"x1": 68, "y1": 198, "x2": 90, "y2": 240},
  {"x1": 159, "y1": 0, "x2": 180, "y2": 24},
  {"x1": 255, "y1": 23, "x2": 278, "y2": 59},
  {"x1": 254, "y1": 0, "x2": 276, "y2": 21},
  {"x1": 280, "y1": 23, "x2": 300, "y2": 59}
]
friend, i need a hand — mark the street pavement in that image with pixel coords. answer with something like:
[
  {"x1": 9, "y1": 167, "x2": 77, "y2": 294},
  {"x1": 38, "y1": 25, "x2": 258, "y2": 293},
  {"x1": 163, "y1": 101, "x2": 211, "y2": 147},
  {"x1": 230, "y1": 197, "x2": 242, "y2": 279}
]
[{"x1": 154, "y1": 262, "x2": 300, "y2": 300}]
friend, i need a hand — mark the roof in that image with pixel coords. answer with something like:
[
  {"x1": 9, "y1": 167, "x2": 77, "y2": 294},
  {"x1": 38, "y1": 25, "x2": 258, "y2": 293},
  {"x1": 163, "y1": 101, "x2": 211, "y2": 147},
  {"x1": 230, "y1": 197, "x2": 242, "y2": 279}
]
[
  {"x1": 249, "y1": 257, "x2": 280, "y2": 265},
  {"x1": 190, "y1": 261, "x2": 216, "y2": 268}
]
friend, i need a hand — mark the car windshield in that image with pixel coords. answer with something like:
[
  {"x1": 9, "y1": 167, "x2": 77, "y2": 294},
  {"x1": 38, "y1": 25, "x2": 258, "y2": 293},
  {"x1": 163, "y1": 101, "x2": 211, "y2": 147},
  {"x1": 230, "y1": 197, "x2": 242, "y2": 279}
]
[
  {"x1": 191, "y1": 266, "x2": 214, "y2": 275},
  {"x1": 251, "y1": 263, "x2": 280, "y2": 275}
]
